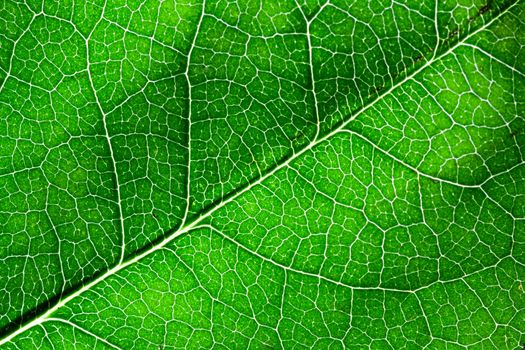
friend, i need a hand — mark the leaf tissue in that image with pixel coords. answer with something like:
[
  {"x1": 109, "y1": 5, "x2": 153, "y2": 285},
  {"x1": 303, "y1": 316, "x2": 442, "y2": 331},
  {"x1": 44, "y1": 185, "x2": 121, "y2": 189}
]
[{"x1": 0, "y1": 0, "x2": 524, "y2": 348}]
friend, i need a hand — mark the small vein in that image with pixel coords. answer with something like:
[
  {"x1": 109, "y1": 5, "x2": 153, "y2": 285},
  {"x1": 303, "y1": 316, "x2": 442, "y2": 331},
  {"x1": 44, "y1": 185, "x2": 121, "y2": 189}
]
[
  {"x1": 338, "y1": 129, "x2": 482, "y2": 189},
  {"x1": 460, "y1": 42, "x2": 525, "y2": 77},
  {"x1": 181, "y1": 0, "x2": 206, "y2": 226},
  {"x1": 45, "y1": 318, "x2": 124, "y2": 350},
  {"x1": 85, "y1": 0, "x2": 127, "y2": 264},
  {"x1": 199, "y1": 224, "x2": 414, "y2": 293}
]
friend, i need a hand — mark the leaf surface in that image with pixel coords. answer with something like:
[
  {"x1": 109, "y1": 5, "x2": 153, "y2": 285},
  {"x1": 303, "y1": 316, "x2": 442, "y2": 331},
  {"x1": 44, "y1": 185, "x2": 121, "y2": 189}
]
[{"x1": 0, "y1": 0, "x2": 524, "y2": 348}]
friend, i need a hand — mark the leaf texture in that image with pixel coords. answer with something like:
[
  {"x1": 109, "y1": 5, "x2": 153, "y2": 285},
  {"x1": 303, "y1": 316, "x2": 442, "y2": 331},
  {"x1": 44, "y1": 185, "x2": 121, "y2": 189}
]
[{"x1": 0, "y1": 0, "x2": 524, "y2": 348}]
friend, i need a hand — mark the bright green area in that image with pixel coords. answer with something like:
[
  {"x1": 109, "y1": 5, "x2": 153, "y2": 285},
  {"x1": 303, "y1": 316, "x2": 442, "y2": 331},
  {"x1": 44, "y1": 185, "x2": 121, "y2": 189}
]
[{"x1": 0, "y1": 0, "x2": 524, "y2": 348}]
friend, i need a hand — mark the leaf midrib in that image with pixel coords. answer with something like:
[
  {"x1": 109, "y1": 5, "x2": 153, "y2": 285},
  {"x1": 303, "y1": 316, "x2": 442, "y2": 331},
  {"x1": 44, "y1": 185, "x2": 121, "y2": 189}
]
[{"x1": 0, "y1": 1, "x2": 518, "y2": 345}]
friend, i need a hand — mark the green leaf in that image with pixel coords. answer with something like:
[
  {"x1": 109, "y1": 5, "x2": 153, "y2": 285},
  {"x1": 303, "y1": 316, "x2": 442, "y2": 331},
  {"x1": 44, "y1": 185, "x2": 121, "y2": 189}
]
[{"x1": 1, "y1": 0, "x2": 524, "y2": 348}]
